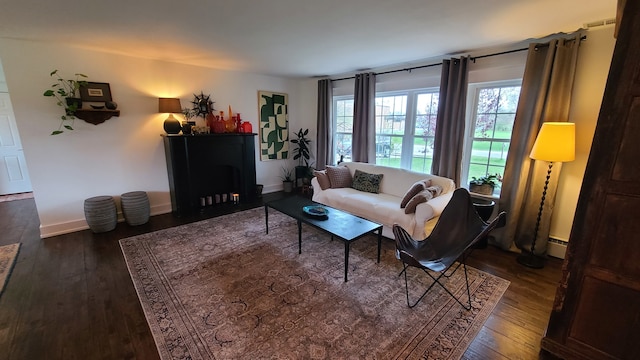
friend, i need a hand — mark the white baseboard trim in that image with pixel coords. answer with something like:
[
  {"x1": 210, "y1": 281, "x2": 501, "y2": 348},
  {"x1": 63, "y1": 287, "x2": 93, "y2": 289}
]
[
  {"x1": 547, "y1": 237, "x2": 568, "y2": 259},
  {"x1": 39, "y1": 202, "x2": 173, "y2": 238}
]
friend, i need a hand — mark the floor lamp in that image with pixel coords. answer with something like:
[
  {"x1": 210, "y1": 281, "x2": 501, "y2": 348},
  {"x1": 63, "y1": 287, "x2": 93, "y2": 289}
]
[{"x1": 517, "y1": 122, "x2": 575, "y2": 269}]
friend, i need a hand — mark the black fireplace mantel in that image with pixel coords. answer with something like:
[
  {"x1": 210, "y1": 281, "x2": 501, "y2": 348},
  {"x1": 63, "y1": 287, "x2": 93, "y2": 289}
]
[{"x1": 162, "y1": 133, "x2": 257, "y2": 215}]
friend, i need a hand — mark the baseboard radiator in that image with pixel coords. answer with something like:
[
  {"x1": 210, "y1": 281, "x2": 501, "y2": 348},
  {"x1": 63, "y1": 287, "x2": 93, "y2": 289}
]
[{"x1": 547, "y1": 237, "x2": 568, "y2": 259}]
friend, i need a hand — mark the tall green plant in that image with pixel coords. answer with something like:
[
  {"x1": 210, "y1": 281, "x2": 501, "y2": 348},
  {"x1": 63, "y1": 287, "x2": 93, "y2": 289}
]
[
  {"x1": 43, "y1": 70, "x2": 88, "y2": 135},
  {"x1": 291, "y1": 128, "x2": 311, "y2": 166}
]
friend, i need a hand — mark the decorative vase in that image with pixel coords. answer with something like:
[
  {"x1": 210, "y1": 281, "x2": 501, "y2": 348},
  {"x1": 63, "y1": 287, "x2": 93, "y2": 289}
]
[
  {"x1": 206, "y1": 111, "x2": 216, "y2": 132},
  {"x1": 212, "y1": 116, "x2": 226, "y2": 133},
  {"x1": 235, "y1": 114, "x2": 242, "y2": 133},
  {"x1": 225, "y1": 117, "x2": 236, "y2": 132},
  {"x1": 241, "y1": 121, "x2": 253, "y2": 133}
]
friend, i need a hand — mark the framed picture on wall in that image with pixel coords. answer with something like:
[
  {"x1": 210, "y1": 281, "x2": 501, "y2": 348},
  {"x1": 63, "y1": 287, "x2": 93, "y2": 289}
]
[
  {"x1": 258, "y1": 90, "x2": 289, "y2": 161},
  {"x1": 80, "y1": 82, "x2": 112, "y2": 102}
]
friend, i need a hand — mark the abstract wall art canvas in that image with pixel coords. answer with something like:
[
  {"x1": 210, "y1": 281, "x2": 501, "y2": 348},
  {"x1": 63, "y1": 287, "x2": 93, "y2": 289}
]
[{"x1": 258, "y1": 91, "x2": 289, "y2": 161}]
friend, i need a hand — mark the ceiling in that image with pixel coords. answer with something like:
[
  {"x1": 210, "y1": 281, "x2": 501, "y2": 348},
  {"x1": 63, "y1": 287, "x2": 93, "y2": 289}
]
[{"x1": 0, "y1": 0, "x2": 616, "y2": 78}]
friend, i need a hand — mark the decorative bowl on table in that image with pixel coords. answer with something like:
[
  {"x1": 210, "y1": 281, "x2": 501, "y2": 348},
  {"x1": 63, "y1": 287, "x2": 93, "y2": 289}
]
[{"x1": 302, "y1": 205, "x2": 328, "y2": 218}]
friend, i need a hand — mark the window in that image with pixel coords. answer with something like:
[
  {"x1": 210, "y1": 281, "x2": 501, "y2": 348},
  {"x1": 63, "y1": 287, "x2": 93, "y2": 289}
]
[
  {"x1": 374, "y1": 90, "x2": 439, "y2": 172},
  {"x1": 462, "y1": 81, "x2": 521, "y2": 196},
  {"x1": 334, "y1": 97, "x2": 353, "y2": 162},
  {"x1": 412, "y1": 92, "x2": 439, "y2": 173}
]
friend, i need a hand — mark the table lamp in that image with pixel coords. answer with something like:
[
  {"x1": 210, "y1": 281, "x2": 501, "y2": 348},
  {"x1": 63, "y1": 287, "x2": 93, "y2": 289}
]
[
  {"x1": 517, "y1": 122, "x2": 575, "y2": 269},
  {"x1": 159, "y1": 98, "x2": 182, "y2": 134}
]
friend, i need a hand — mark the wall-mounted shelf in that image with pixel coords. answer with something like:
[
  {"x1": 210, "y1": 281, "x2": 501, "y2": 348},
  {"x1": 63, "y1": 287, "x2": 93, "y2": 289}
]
[{"x1": 74, "y1": 109, "x2": 120, "y2": 125}]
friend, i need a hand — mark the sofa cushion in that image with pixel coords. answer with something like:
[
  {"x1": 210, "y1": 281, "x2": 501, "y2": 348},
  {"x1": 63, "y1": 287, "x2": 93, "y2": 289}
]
[
  {"x1": 404, "y1": 190, "x2": 434, "y2": 214},
  {"x1": 313, "y1": 170, "x2": 331, "y2": 190},
  {"x1": 351, "y1": 169, "x2": 383, "y2": 193},
  {"x1": 426, "y1": 184, "x2": 443, "y2": 198},
  {"x1": 404, "y1": 184, "x2": 444, "y2": 214},
  {"x1": 326, "y1": 165, "x2": 352, "y2": 188},
  {"x1": 400, "y1": 179, "x2": 432, "y2": 208}
]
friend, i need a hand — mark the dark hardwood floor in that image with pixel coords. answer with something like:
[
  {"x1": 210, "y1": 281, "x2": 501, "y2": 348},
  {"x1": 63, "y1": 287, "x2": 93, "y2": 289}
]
[{"x1": 0, "y1": 193, "x2": 563, "y2": 359}]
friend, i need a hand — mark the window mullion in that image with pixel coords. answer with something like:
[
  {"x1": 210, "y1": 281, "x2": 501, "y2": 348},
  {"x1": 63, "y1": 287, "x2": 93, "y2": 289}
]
[{"x1": 401, "y1": 91, "x2": 417, "y2": 169}]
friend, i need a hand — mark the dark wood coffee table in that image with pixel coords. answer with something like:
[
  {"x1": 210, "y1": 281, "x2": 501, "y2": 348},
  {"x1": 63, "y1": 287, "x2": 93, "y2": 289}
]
[{"x1": 265, "y1": 196, "x2": 382, "y2": 282}]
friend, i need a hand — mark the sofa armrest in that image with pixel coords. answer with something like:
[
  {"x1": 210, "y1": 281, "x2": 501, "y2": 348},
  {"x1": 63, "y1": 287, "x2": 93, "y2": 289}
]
[
  {"x1": 412, "y1": 190, "x2": 454, "y2": 239},
  {"x1": 311, "y1": 177, "x2": 324, "y2": 200},
  {"x1": 413, "y1": 202, "x2": 435, "y2": 239},
  {"x1": 425, "y1": 190, "x2": 454, "y2": 217}
]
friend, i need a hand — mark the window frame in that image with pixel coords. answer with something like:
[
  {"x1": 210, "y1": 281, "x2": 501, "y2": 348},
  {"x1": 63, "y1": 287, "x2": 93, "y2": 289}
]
[
  {"x1": 333, "y1": 95, "x2": 354, "y2": 163},
  {"x1": 374, "y1": 88, "x2": 439, "y2": 172},
  {"x1": 461, "y1": 79, "x2": 522, "y2": 197}
]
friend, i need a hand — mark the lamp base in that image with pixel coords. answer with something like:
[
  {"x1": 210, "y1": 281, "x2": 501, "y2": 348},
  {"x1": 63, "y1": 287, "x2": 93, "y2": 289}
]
[
  {"x1": 163, "y1": 114, "x2": 182, "y2": 134},
  {"x1": 516, "y1": 251, "x2": 545, "y2": 269}
]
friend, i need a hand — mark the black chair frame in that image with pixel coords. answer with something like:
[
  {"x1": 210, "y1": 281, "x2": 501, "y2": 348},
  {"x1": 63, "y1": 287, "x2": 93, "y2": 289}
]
[{"x1": 393, "y1": 188, "x2": 506, "y2": 309}]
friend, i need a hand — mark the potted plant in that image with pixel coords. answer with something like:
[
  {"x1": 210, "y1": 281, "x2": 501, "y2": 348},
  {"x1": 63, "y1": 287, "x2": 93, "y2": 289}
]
[
  {"x1": 291, "y1": 128, "x2": 313, "y2": 185},
  {"x1": 469, "y1": 174, "x2": 501, "y2": 195},
  {"x1": 281, "y1": 167, "x2": 294, "y2": 193},
  {"x1": 43, "y1": 70, "x2": 89, "y2": 135}
]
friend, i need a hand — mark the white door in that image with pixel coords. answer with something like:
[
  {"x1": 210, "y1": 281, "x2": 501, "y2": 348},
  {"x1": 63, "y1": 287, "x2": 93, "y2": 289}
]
[{"x1": 0, "y1": 93, "x2": 32, "y2": 195}]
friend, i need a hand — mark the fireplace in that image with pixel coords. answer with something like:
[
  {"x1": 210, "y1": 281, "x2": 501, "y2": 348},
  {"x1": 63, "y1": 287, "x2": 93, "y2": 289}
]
[{"x1": 163, "y1": 134, "x2": 257, "y2": 215}]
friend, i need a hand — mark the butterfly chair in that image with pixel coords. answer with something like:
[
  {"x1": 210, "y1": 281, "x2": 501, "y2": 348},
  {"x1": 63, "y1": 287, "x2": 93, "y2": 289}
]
[{"x1": 393, "y1": 188, "x2": 506, "y2": 309}]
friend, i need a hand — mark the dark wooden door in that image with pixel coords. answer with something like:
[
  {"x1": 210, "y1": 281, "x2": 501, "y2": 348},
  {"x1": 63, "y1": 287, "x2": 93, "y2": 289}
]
[{"x1": 541, "y1": 1, "x2": 640, "y2": 359}]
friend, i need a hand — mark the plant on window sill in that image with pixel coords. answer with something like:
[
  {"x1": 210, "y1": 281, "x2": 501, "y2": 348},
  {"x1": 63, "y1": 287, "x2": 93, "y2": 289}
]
[{"x1": 469, "y1": 174, "x2": 502, "y2": 195}]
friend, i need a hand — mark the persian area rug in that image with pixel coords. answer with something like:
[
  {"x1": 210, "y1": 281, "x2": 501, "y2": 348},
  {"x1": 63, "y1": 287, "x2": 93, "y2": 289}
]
[
  {"x1": 0, "y1": 243, "x2": 20, "y2": 297},
  {"x1": 120, "y1": 207, "x2": 509, "y2": 360}
]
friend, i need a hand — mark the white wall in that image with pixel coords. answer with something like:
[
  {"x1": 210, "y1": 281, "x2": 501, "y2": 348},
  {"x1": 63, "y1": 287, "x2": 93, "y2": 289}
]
[
  {"x1": 0, "y1": 39, "x2": 315, "y2": 238},
  {"x1": 550, "y1": 25, "x2": 616, "y2": 242}
]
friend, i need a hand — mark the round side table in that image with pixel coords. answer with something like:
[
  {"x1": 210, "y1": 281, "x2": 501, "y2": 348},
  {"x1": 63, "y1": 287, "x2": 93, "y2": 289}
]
[{"x1": 472, "y1": 198, "x2": 495, "y2": 249}]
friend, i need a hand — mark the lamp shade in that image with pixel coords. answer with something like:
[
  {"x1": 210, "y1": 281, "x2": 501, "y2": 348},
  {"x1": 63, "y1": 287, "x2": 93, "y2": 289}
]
[
  {"x1": 530, "y1": 122, "x2": 575, "y2": 162},
  {"x1": 158, "y1": 98, "x2": 182, "y2": 113}
]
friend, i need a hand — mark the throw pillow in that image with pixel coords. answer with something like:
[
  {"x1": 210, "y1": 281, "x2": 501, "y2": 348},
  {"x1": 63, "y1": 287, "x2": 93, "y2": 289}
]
[
  {"x1": 325, "y1": 165, "x2": 352, "y2": 188},
  {"x1": 425, "y1": 184, "x2": 443, "y2": 198},
  {"x1": 313, "y1": 170, "x2": 332, "y2": 190},
  {"x1": 404, "y1": 189, "x2": 434, "y2": 214},
  {"x1": 400, "y1": 179, "x2": 432, "y2": 208},
  {"x1": 351, "y1": 169, "x2": 384, "y2": 194}
]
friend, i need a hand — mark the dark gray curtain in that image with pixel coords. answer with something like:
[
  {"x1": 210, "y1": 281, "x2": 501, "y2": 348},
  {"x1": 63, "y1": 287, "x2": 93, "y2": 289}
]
[
  {"x1": 316, "y1": 79, "x2": 333, "y2": 169},
  {"x1": 431, "y1": 57, "x2": 469, "y2": 185},
  {"x1": 492, "y1": 33, "x2": 583, "y2": 252},
  {"x1": 352, "y1": 72, "x2": 376, "y2": 162}
]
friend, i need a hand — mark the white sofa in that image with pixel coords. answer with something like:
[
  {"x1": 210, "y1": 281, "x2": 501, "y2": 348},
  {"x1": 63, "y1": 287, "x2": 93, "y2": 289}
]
[{"x1": 311, "y1": 162, "x2": 456, "y2": 240}]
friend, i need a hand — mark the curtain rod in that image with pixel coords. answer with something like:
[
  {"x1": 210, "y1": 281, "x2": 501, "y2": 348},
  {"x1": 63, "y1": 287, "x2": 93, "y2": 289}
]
[
  {"x1": 330, "y1": 47, "x2": 529, "y2": 82},
  {"x1": 330, "y1": 35, "x2": 583, "y2": 82}
]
